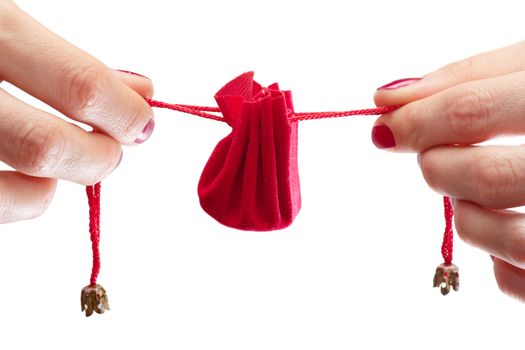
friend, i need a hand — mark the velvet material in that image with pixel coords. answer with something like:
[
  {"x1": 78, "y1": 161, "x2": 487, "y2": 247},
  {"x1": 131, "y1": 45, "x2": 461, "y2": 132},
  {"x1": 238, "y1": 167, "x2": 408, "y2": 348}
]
[{"x1": 198, "y1": 72, "x2": 301, "y2": 231}]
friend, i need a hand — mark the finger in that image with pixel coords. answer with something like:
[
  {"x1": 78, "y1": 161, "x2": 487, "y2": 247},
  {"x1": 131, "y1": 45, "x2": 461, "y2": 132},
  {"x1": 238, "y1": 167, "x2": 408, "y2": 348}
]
[
  {"x1": 493, "y1": 258, "x2": 525, "y2": 302},
  {"x1": 372, "y1": 71, "x2": 525, "y2": 152},
  {"x1": 374, "y1": 40, "x2": 525, "y2": 107},
  {"x1": 453, "y1": 199, "x2": 525, "y2": 269},
  {"x1": 0, "y1": 3, "x2": 154, "y2": 145},
  {"x1": 112, "y1": 70, "x2": 154, "y2": 99},
  {"x1": 0, "y1": 88, "x2": 122, "y2": 185},
  {"x1": 0, "y1": 171, "x2": 56, "y2": 223},
  {"x1": 419, "y1": 145, "x2": 525, "y2": 209}
]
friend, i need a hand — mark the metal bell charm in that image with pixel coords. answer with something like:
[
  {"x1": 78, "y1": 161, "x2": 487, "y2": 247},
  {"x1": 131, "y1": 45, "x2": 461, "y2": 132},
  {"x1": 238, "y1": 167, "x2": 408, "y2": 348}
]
[
  {"x1": 81, "y1": 284, "x2": 110, "y2": 317},
  {"x1": 433, "y1": 263, "x2": 459, "y2": 295}
]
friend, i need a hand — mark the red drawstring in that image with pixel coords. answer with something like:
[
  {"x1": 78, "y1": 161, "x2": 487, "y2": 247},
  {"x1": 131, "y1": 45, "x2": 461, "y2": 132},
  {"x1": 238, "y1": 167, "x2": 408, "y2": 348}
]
[
  {"x1": 84, "y1": 99, "x2": 456, "y2": 299},
  {"x1": 82, "y1": 182, "x2": 110, "y2": 316},
  {"x1": 86, "y1": 183, "x2": 101, "y2": 287},
  {"x1": 289, "y1": 106, "x2": 401, "y2": 122},
  {"x1": 145, "y1": 98, "x2": 401, "y2": 123},
  {"x1": 442, "y1": 196, "x2": 454, "y2": 265},
  {"x1": 146, "y1": 99, "x2": 224, "y2": 122}
]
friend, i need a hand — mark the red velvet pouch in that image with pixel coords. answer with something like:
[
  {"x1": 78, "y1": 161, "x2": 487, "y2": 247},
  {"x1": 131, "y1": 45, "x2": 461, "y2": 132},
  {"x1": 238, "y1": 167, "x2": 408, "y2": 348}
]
[{"x1": 198, "y1": 72, "x2": 301, "y2": 231}]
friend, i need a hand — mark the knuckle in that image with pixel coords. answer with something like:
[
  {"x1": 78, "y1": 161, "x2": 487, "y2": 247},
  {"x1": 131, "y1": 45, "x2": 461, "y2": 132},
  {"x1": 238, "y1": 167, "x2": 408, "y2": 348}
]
[
  {"x1": 472, "y1": 153, "x2": 518, "y2": 205},
  {"x1": 61, "y1": 64, "x2": 109, "y2": 117},
  {"x1": 15, "y1": 122, "x2": 66, "y2": 176},
  {"x1": 445, "y1": 88, "x2": 494, "y2": 137}
]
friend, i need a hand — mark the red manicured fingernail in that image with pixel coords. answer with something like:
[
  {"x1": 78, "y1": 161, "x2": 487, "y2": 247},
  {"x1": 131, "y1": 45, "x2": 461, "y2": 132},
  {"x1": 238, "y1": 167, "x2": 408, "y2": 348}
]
[
  {"x1": 117, "y1": 69, "x2": 150, "y2": 80},
  {"x1": 371, "y1": 125, "x2": 396, "y2": 149},
  {"x1": 377, "y1": 78, "x2": 421, "y2": 90},
  {"x1": 135, "y1": 119, "x2": 155, "y2": 144}
]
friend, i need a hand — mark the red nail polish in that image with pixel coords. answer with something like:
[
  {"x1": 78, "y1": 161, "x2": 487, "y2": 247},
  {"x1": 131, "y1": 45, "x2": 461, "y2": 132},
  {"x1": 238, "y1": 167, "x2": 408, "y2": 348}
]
[
  {"x1": 135, "y1": 119, "x2": 155, "y2": 144},
  {"x1": 117, "y1": 69, "x2": 150, "y2": 80},
  {"x1": 371, "y1": 125, "x2": 396, "y2": 149},
  {"x1": 377, "y1": 78, "x2": 421, "y2": 90}
]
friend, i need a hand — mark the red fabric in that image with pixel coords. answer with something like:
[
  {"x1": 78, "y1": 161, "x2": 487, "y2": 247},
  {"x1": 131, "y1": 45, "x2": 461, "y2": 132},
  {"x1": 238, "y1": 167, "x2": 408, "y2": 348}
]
[{"x1": 198, "y1": 72, "x2": 301, "y2": 231}]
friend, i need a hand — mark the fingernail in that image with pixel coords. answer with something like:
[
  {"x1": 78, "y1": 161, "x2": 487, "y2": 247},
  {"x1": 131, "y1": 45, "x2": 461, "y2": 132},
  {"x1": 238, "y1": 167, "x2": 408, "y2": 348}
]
[
  {"x1": 135, "y1": 119, "x2": 155, "y2": 144},
  {"x1": 117, "y1": 69, "x2": 150, "y2": 80},
  {"x1": 377, "y1": 78, "x2": 421, "y2": 91},
  {"x1": 371, "y1": 124, "x2": 396, "y2": 149}
]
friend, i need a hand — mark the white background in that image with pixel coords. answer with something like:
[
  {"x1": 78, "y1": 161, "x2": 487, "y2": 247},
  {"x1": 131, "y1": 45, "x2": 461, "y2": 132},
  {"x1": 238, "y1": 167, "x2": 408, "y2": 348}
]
[{"x1": 1, "y1": 0, "x2": 524, "y2": 349}]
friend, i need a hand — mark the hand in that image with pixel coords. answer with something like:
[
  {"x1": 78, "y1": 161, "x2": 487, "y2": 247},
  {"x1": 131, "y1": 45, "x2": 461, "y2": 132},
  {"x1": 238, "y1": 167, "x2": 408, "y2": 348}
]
[
  {"x1": 372, "y1": 40, "x2": 525, "y2": 301},
  {"x1": 0, "y1": 1, "x2": 154, "y2": 223}
]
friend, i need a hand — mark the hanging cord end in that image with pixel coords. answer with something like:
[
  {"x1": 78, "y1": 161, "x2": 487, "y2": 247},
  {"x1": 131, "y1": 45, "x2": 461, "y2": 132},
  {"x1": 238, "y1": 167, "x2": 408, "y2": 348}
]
[
  {"x1": 81, "y1": 284, "x2": 110, "y2": 317},
  {"x1": 83, "y1": 183, "x2": 109, "y2": 316},
  {"x1": 433, "y1": 263, "x2": 459, "y2": 295},
  {"x1": 433, "y1": 196, "x2": 459, "y2": 295}
]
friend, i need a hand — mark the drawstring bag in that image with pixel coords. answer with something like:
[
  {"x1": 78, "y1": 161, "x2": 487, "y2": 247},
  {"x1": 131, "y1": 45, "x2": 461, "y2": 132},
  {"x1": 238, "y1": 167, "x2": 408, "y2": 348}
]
[{"x1": 198, "y1": 72, "x2": 301, "y2": 231}]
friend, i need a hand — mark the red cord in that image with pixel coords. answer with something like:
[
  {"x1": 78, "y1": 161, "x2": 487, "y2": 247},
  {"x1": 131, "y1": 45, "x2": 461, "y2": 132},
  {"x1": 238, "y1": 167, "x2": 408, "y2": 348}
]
[
  {"x1": 86, "y1": 183, "x2": 101, "y2": 286},
  {"x1": 85, "y1": 99, "x2": 454, "y2": 286},
  {"x1": 146, "y1": 99, "x2": 223, "y2": 122},
  {"x1": 442, "y1": 196, "x2": 454, "y2": 265},
  {"x1": 145, "y1": 98, "x2": 401, "y2": 122},
  {"x1": 289, "y1": 106, "x2": 401, "y2": 122}
]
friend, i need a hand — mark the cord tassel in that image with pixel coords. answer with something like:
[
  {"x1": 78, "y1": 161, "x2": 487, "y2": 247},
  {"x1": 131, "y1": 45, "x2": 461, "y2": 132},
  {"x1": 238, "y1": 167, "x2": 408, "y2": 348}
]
[{"x1": 81, "y1": 183, "x2": 110, "y2": 317}]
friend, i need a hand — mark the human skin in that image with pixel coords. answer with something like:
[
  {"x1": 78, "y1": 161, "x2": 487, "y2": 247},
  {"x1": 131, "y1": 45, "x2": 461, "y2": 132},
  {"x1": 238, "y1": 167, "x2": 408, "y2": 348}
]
[
  {"x1": 0, "y1": 0, "x2": 154, "y2": 223},
  {"x1": 373, "y1": 40, "x2": 525, "y2": 301}
]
